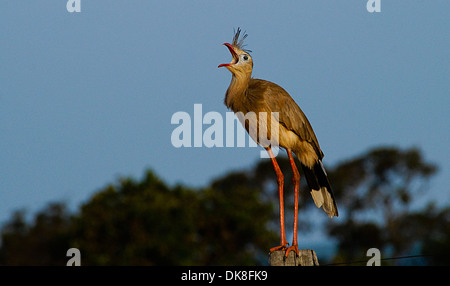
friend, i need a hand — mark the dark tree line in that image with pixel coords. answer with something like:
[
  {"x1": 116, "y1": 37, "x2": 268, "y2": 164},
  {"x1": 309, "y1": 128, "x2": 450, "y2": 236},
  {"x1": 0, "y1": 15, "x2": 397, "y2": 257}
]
[{"x1": 0, "y1": 146, "x2": 448, "y2": 265}]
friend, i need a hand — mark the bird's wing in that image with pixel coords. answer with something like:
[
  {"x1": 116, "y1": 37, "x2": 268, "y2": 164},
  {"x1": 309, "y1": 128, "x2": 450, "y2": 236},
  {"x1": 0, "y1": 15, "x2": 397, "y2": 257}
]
[{"x1": 248, "y1": 79, "x2": 324, "y2": 159}]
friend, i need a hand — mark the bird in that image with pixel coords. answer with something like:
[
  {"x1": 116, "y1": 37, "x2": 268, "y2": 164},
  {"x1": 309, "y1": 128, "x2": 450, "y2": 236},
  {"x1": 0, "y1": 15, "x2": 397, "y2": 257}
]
[{"x1": 218, "y1": 28, "x2": 338, "y2": 257}]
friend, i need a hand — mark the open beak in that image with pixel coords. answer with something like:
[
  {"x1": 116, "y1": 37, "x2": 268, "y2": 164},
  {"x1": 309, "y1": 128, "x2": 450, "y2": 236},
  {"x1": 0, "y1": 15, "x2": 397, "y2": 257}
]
[{"x1": 218, "y1": 43, "x2": 238, "y2": 68}]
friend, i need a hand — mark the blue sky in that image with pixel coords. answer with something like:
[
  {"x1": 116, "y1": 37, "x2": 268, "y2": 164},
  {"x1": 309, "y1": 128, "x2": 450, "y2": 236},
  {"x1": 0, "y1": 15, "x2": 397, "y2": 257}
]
[{"x1": 0, "y1": 0, "x2": 448, "y2": 234}]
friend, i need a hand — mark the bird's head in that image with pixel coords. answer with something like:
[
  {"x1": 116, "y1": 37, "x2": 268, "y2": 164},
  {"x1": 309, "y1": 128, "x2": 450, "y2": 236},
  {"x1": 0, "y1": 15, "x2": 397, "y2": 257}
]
[{"x1": 218, "y1": 28, "x2": 253, "y2": 76}]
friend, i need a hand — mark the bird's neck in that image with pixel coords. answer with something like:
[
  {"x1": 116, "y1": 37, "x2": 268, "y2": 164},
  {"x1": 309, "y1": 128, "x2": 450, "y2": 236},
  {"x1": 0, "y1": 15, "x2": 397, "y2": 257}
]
[{"x1": 224, "y1": 72, "x2": 251, "y2": 110}]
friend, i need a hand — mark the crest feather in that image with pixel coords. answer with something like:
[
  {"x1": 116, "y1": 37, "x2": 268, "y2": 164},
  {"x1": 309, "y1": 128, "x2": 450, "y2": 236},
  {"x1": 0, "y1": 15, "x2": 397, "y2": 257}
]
[{"x1": 232, "y1": 27, "x2": 252, "y2": 53}]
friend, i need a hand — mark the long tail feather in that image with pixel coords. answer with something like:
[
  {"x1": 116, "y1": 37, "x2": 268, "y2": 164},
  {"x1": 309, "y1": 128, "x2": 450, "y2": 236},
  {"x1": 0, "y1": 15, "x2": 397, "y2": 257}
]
[{"x1": 301, "y1": 161, "x2": 338, "y2": 218}]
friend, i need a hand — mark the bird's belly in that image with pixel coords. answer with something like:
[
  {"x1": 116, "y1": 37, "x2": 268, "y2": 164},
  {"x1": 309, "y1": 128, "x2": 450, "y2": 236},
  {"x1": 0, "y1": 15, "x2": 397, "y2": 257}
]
[
  {"x1": 234, "y1": 110, "x2": 318, "y2": 166},
  {"x1": 278, "y1": 126, "x2": 318, "y2": 167},
  {"x1": 234, "y1": 110, "x2": 278, "y2": 148}
]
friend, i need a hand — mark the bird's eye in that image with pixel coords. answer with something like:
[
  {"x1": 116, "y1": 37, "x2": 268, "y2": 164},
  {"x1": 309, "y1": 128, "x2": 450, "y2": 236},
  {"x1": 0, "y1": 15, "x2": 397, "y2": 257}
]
[{"x1": 242, "y1": 55, "x2": 249, "y2": 61}]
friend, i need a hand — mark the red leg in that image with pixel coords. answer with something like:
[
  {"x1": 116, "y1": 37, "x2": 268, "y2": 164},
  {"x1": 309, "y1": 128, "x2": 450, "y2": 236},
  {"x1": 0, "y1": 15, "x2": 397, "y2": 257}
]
[
  {"x1": 286, "y1": 150, "x2": 300, "y2": 257},
  {"x1": 266, "y1": 148, "x2": 288, "y2": 252}
]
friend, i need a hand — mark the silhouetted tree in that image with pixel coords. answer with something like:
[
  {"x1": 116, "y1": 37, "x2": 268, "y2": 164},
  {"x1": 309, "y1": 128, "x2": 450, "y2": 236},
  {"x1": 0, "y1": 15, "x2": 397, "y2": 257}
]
[
  {"x1": 0, "y1": 204, "x2": 72, "y2": 265},
  {"x1": 198, "y1": 172, "x2": 277, "y2": 265},
  {"x1": 71, "y1": 170, "x2": 275, "y2": 265},
  {"x1": 0, "y1": 146, "x2": 447, "y2": 265},
  {"x1": 420, "y1": 205, "x2": 450, "y2": 266},
  {"x1": 326, "y1": 146, "x2": 442, "y2": 265}
]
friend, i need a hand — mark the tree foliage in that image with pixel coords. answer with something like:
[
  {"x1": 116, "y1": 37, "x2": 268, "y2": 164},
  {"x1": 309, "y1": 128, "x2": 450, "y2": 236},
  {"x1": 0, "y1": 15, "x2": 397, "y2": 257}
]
[
  {"x1": 327, "y1": 146, "x2": 444, "y2": 265},
  {"x1": 0, "y1": 146, "x2": 448, "y2": 265},
  {"x1": 0, "y1": 204, "x2": 72, "y2": 265}
]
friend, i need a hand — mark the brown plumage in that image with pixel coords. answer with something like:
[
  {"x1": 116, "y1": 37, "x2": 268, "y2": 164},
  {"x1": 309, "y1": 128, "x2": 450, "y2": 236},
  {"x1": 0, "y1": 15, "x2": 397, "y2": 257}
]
[{"x1": 219, "y1": 28, "x2": 338, "y2": 257}]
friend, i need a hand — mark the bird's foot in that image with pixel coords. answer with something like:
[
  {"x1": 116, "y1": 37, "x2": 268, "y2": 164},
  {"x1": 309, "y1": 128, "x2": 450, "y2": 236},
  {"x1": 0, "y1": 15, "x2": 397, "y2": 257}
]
[
  {"x1": 269, "y1": 241, "x2": 288, "y2": 253},
  {"x1": 285, "y1": 244, "x2": 299, "y2": 257}
]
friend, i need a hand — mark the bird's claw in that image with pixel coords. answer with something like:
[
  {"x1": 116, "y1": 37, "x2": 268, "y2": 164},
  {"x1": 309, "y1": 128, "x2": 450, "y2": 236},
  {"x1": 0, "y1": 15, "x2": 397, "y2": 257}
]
[
  {"x1": 270, "y1": 243, "x2": 300, "y2": 258},
  {"x1": 285, "y1": 244, "x2": 299, "y2": 257},
  {"x1": 269, "y1": 242, "x2": 288, "y2": 253}
]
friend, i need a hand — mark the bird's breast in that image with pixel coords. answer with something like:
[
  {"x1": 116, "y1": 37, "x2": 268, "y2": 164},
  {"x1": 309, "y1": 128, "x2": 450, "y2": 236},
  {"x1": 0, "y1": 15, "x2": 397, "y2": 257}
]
[{"x1": 234, "y1": 109, "x2": 280, "y2": 149}]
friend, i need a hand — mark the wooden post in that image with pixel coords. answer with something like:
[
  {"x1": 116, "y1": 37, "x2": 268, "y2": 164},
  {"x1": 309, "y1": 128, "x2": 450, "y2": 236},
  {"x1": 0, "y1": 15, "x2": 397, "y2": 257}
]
[{"x1": 268, "y1": 249, "x2": 319, "y2": 266}]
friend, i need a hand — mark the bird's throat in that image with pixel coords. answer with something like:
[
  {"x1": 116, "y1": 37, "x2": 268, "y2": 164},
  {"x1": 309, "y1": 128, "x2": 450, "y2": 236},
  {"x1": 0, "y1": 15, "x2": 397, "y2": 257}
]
[{"x1": 224, "y1": 73, "x2": 251, "y2": 110}]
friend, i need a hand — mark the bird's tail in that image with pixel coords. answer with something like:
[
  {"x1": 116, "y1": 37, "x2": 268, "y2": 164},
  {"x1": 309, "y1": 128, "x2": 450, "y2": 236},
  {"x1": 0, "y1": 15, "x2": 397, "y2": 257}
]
[{"x1": 301, "y1": 161, "x2": 338, "y2": 218}]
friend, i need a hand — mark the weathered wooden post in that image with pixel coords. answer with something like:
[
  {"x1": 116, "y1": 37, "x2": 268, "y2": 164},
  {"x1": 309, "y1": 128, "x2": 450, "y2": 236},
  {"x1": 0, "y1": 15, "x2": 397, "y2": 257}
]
[{"x1": 268, "y1": 249, "x2": 319, "y2": 266}]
